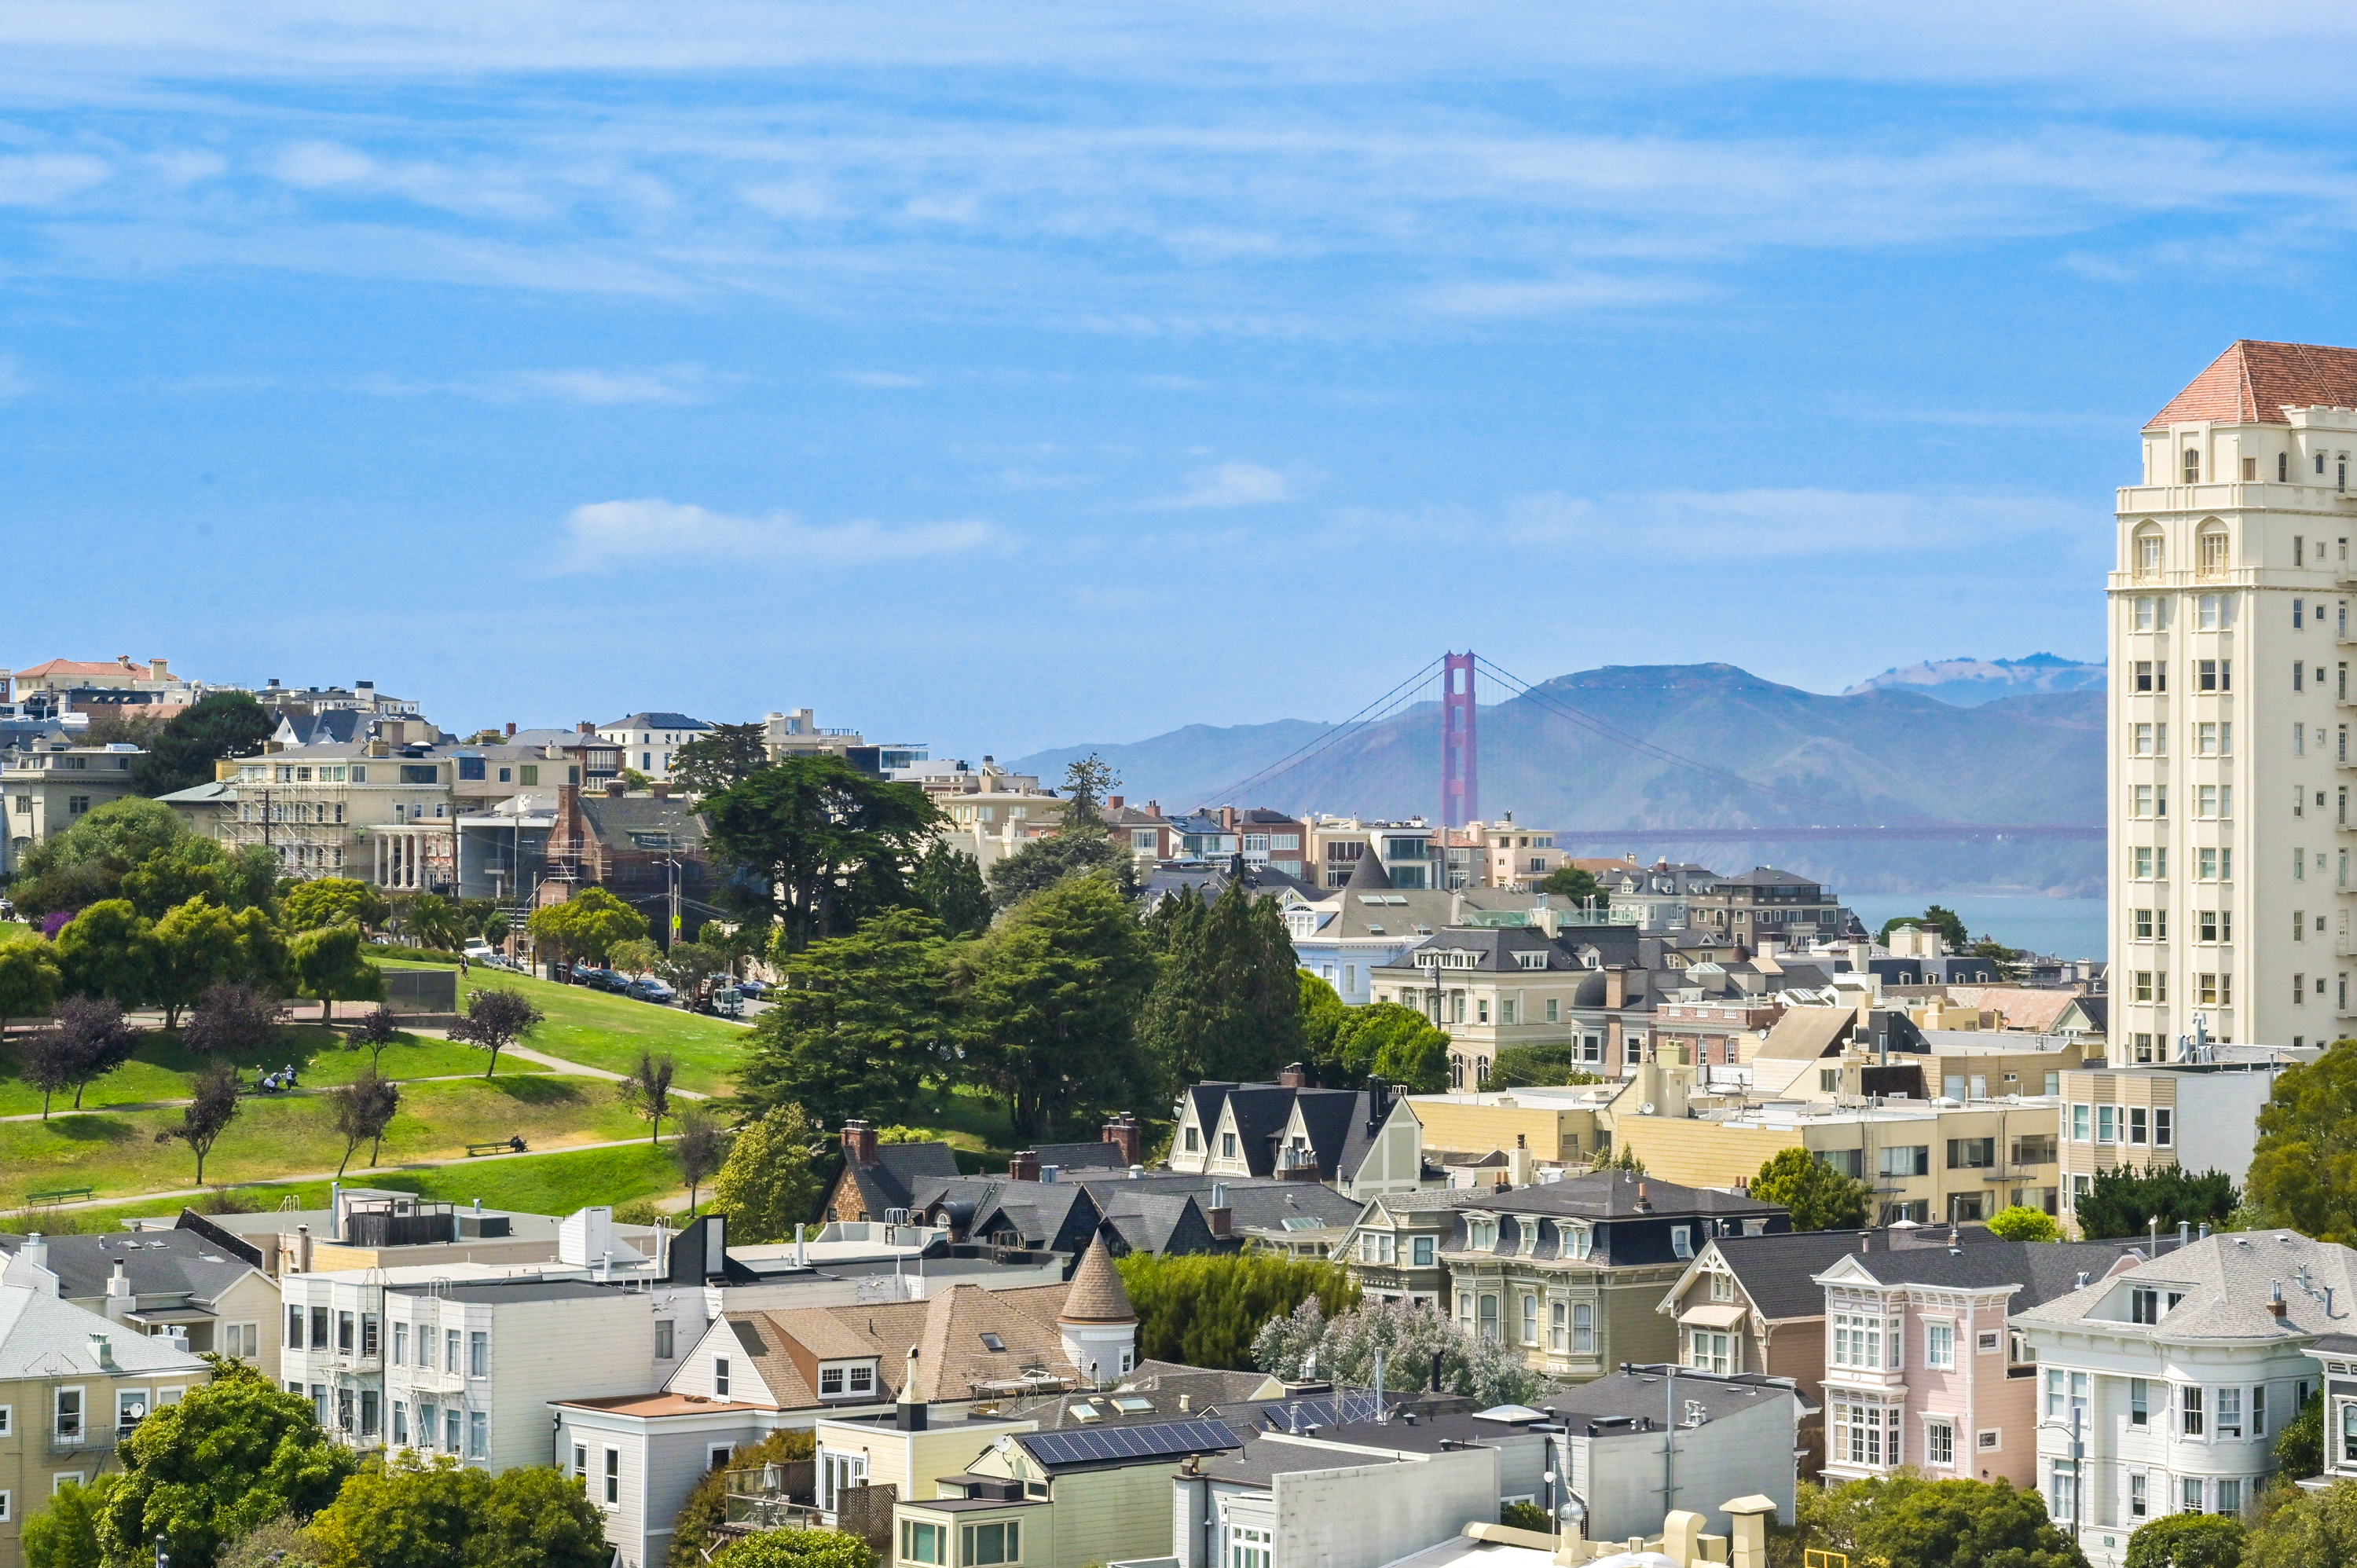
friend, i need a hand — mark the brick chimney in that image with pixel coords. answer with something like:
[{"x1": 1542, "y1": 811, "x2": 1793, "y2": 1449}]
[
  {"x1": 1009, "y1": 1150, "x2": 1041, "y2": 1181},
  {"x1": 843, "y1": 1119, "x2": 878, "y2": 1166},
  {"x1": 1605, "y1": 965, "x2": 1629, "y2": 1009},
  {"x1": 651, "y1": 782, "x2": 672, "y2": 800},
  {"x1": 505, "y1": 721, "x2": 518, "y2": 738},
  {"x1": 578, "y1": 721, "x2": 596, "y2": 735},
  {"x1": 1276, "y1": 1063, "x2": 1309, "y2": 1090},
  {"x1": 1108, "y1": 796, "x2": 1124, "y2": 810},
  {"x1": 1205, "y1": 1204, "x2": 1233, "y2": 1237},
  {"x1": 1101, "y1": 1114, "x2": 1142, "y2": 1167},
  {"x1": 605, "y1": 780, "x2": 627, "y2": 798}
]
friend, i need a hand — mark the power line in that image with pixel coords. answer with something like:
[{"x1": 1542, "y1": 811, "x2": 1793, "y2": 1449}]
[{"x1": 1207, "y1": 655, "x2": 1446, "y2": 804}]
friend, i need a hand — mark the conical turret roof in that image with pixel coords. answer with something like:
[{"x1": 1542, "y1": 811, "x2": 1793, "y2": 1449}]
[
  {"x1": 1343, "y1": 847, "x2": 1393, "y2": 892},
  {"x1": 1059, "y1": 1237, "x2": 1136, "y2": 1324}
]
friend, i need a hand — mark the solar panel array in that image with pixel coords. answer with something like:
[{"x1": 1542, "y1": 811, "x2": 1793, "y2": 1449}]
[
  {"x1": 1255, "y1": 1390, "x2": 1395, "y2": 1431},
  {"x1": 1021, "y1": 1418, "x2": 1241, "y2": 1469}
]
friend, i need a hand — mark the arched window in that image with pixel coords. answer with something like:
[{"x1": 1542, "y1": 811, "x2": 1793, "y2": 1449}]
[
  {"x1": 2135, "y1": 525, "x2": 2164, "y2": 581},
  {"x1": 2184, "y1": 448, "x2": 2201, "y2": 483},
  {"x1": 2198, "y1": 525, "x2": 2230, "y2": 580}
]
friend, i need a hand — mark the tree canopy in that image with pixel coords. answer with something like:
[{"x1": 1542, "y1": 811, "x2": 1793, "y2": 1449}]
[
  {"x1": 1786, "y1": 1475, "x2": 2085, "y2": 1568},
  {"x1": 2075, "y1": 1164, "x2": 2239, "y2": 1241},
  {"x1": 707, "y1": 1104, "x2": 824, "y2": 1244},
  {"x1": 1136, "y1": 881, "x2": 1306, "y2": 1094},
  {"x1": 525, "y1": 886, "x2": 647, "y2": 967},
  {"x1": 280, "y1": 878, "x2": 390, "y2": 933},
  {"x1": 1120, "y1": 1252, "x2": 1359, "y2": 1372},
  {"x1": 1878, "y1": 903, "x2": 1970, "y2": 950},
  {"x1": 308, "y1": 1453, "x2": 608, "y2": 1568},
  {"x1": 736, "y1": 908, "x2": 950, "y2": 1127},
  {"x1": 0, "y1": 936, "x2": 62, "y2": 1034},
  {"x1": 711, "y1": 1530, "x2": 878, "y2": 1568},
  {"x1": 951, "y1": 873, "x2": 1155, "y2": 1141},
  {"x1": 1751, "y1": 1146, "x2": 1871, "y2": 1231},
  {"x1": 911, "y1": 842, "x2": 993, "y2": 937},
  {"x1": 699, "y1": 755, "x2": 940, "y2": 953},
  {"x1": 1252, "y1": 1295, "x2": 1544, "y2": 1409},
  {"x1": 9, "y1": 797, "x2": 189, "y2": 918},
  {"x1": 2248, "y1": 1040, "x2": 2357, "y2": 1240},
  {"x1": 669, "y1": 722, "x2": 773, "y2": 799},
  {"x1": 1987, "y1": 1205, "x2": 2060, "y2": 1242},
  {"x1": 2124, "y1": 1513, "x2": 2246, "y2": 1568},
  {"x1": 97, "y1": 1361, "x2": 357, "y2": 1568},
  {"x1": 1538, "y1": 864, "x2": 1602, "y2": 905},
  {"x1": 134, "y1": 692, "x2": 275, "y2": 798}
]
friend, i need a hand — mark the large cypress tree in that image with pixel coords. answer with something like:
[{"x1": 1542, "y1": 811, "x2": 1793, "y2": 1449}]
[{"x1": 1137, "y1": 879, "x2": 1305, "y2": 1092}]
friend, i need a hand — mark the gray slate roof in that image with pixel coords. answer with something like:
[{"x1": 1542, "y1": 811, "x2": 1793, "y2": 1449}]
[
  {"x1": 0, "y1": 1230, "x2": 257, "y2": 1306},
  {"x1": 2014, "y1": 1232, "x2": 2357, "y2": 1343}
]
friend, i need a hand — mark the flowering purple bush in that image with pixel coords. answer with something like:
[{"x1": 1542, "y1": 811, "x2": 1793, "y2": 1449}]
[{"x1": 38, "y1": 910, "x2": 74, "y2": 940}]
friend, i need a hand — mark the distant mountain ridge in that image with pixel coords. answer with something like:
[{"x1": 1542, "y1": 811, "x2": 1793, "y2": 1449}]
[
  {"x1": 1844, "y1": 653, "x2": 2104, "y2": 707},
  {"x1": 1008, "y1": 662, "x2": 2104, "y2": 896}
]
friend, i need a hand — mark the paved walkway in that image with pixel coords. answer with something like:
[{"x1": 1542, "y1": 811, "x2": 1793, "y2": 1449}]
[{"x1": 30, "y1": 1133, "x2": 676, "y2": 1215}]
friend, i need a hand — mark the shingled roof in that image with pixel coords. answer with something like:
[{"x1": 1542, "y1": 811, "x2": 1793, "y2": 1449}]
[
  {"x1": 1058, "y1": 1240, "x2": 1135, "y2": 1324},
  {"x1": 2146, "y1": 340, "x2": 2357, "y2": 430}
]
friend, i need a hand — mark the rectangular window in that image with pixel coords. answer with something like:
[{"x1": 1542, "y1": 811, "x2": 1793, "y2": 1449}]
[
  {"x1": 393, "y1": 1324, "x2": 407, "y2": 1365},
  {"x1": 1549, "y1": 1300, "x2": 1567, "y2": 1353},
  {"x1": 288, "y1": 1307, "x2": 302, "y2": 1350},
  {"x1": 963, "y1": 1522, "x2": 1021, "y2": 1566},
  {"x1": 393, "y1": 1401, "x2": 408, "y2": 1446},
  {"x1": 1925, "y1": 1322, "x2": 1955, "y2": 1368},
  {"x1": 2132, "y1": 1473, "x2": 2147, "y2": 1518},
  {"x1": 2183, "y1": 1385, "x2": 2205, "y2": 1436},
  {"x1": 1926, "y1": 1420, "x2": 1954, "y2": 1467},
  {"x1": 420, "y1": 1403, "x2": 438, "y2": 1448},
  {"x1": 716, "y1": 1357, "x2": 731, "y2": 1398},
  {"x1": 467, "y1": 1411, "x2": 486, "y2": 1460},
  {"x1": 2131, "y1": 1378, "x2": 2149, "y2": 1427},
  {"x1": 2217, "y1": 1387, "x2": 2243, "y2": 1438},
  {"x1": 312, "y1": 1306, "x2": 330, "y2": 1350},
  {"x1": 2155, "y1": 1108, "x2": 2173, "y2": 1147},
  {"x1": 1948, "y1": 1138, "x2": 1995, "y2": 1169},
  {"x1": 604, "y1": 1449, "x2": 620, "y2": 1506},
  {"x1": 1671, "y1": 1225, "x2": 1693, "y2": 1258},
  {"x1": 1522, "y1": 1294, "x2": 1538, "y2": 1345},
  {"x1": 2183, "y1": 1477, "x2": 2205, "y2": 1515},
  {"x1": 468, "y1": 1332, "x2": 487, "y2": 1377},
  {"x1": 1572, "y1": 1302, "x2": 1594, "y2": 1354},
  {"x1": 2254, "y1": 1385, "x2": 2267, "y2": 1438},
  {"x1": 1413, "y1": 1235, "x2": 1434, "y2": 1266},
  {"x1": 445, "y1": 1329, "x2": 459, "y2": 1371},
  {"x1": 2129, "y1": 1108, "x2": 2148, "y2": 1145}
]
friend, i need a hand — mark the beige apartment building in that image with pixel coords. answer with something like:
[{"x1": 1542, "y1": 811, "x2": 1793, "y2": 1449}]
[
  {"x1": 2111, "y1": 339, "x2": 2357, "y2": 1051},
  {"x1": 2055, "y1": 1045, "x2": 2310, "y2": 1235},
  {"x1": 1616, "y1": 1096, "x2": 2065, "y2": 1224},
  {"x1": 0, "y1": 1274, "x2": 210, "y2": 1568},
  {"x1": 2, "y1": 746, "x2": 146, "y2": 877}
]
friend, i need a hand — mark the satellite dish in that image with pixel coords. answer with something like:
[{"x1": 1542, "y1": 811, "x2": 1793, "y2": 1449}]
[{"x1": 1640, "y1": 1103, "x2": 1656, "y2": 1116}]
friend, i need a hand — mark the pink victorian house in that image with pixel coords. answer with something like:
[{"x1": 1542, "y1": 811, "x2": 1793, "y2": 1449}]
[{"x1": 1813, "y1": 1240, "x2": 2141, "y2": 1486}]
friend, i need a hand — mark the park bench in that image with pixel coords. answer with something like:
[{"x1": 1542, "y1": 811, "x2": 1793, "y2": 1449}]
[
  {"x1": 27, "y1": 1187, "x2": 93, "y2": 1205},
  {"x1": 464, "y1": 1138, "x2": 528, "y2": 1157}
]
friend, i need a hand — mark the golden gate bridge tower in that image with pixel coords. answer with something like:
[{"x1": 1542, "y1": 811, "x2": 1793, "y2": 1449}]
[{"x1": 1441, "y1": 650, "x2": 1477, "y2": 828}]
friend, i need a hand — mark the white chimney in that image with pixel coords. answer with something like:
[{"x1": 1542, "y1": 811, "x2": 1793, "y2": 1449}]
[{"x1": 21, "y1": 1234, "x2": 46, "y2": 1273}]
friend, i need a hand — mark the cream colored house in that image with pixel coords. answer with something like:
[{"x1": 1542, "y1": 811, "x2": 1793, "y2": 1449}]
[
  {"x1": 0, "y1": 1263, "x2": 210, "y2": 1568},
  {"x1": 1, "y1": 746, "x2": 145, "y2": 877},
  {"x1": 2112, "y1": 339, "x2": 2357, "y2": 1051},
  {"x1": 2056, "y1": 1046, "x2": 2311, "y2": 1236}
]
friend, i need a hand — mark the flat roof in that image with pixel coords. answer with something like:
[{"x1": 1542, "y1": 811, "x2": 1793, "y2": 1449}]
[
  {"x1": 556, "y1": 1392, "x2": 771, "y2": 1417},
  {"x1": 387, "y1": 1279, "x2": 621, "y2": 1304}
]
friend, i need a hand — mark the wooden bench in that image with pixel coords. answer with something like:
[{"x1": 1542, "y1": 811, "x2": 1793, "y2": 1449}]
[
  {"x1": 27, "y1": 1187, "x2": 93, "y2": 1205},
  {"x1": 464, "y1": 1138, "x2": 527, "y2": 1158}
]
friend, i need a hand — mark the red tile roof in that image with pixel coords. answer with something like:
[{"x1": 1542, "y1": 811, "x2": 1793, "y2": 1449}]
[
  {"x1": 16, "y1": 658, "x2": 156, "y2": 680},
  {"x1": 2146, "y1": 340, "x2": 2357, "y2": 430}
]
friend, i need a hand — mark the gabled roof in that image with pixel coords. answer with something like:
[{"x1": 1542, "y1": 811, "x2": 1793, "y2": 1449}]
[
  {"x1": 1819, "y1": 1240, "x2": 2145, "y2": 1309},
  {"x1": 0, "y1": 1229, "x2": 258, "y2": 1304},
  {"x1": 709, "y1": 1281, "x2": 1080, "y2": 1408},
  {"x1": 2146, "y1": 340, "x2": 2357, "y2": 430},
  {"x1": 574, "y1": 794, "x2": 708, "y2": 852},
  {"x1": 845, "y1": 1141, "x2": 964, "y2": 1216},
  {"x1": 2016, "y1": 1232, "x2": 2357, "y2": 1343},
  {"x1": 0, "y1": 1279, "x2": 211, "y2": 1378}
]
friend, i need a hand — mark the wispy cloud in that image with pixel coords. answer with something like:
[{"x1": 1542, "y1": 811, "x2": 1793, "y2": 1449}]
[
  {"x1": 0, "y1": 151, "x2": 109, "y2": 205},
  {"x1": 1149, "y1": 461, "x2": 1294, "y2": 509},
  {"x1": 1496, "y1": 488, "x2": 2100, "y2": 557},
  {"x1": 837, "y1": 371, "x2": 926, "y2": 389},
  {"x1": 552, "y1": 497, "x2": 1005, "y2": 573}
]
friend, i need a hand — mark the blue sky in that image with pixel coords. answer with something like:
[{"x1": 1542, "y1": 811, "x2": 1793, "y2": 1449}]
[{"x1": 3, "y1": 4, "x2": 2348, "y2": 759}]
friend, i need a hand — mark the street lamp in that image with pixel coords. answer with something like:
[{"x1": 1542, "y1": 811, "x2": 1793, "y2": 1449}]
[
  {"x1": 154, "y1": 1533, "x2": 169, "y2": 1568},
  {"x1": 2035, "y1": 1405, "x2": 2085, "y2": 1543}
]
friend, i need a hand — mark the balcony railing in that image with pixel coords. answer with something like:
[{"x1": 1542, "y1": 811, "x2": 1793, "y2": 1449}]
[{"x1": 51, "y1": 1423, "x2": 115, "y2": 1453}]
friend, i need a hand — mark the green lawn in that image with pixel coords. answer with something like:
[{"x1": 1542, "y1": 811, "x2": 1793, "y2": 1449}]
[
  {"x1": 387, "y1": 962, "x2": 752, "y2": 1094},
  {"x1": 0, "y1": 1025, "x2": 544, "y2": 1119},
  {"x1": 18, "y1": 1141, "x2": 691, "y2": 1229},
  {"x1": 0, "y1": 1075, "x2": 653, "y2": 1206}
]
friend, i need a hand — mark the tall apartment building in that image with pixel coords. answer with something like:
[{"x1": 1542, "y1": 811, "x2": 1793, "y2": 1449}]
[{"x1": 2113, "y1": 340, "x2": 2357, "y2": 1053}]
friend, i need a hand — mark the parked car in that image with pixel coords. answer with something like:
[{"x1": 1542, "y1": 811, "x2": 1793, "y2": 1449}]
[
  {"x1": 627, "y1": 977, "x2": 676, "y2": 1005},
  {"x1": 734, "y1": 976, "x2": 769, "y2": 999},
  {"x1": 573, "y1": 966, "x2": 625, "y2": 991}
]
